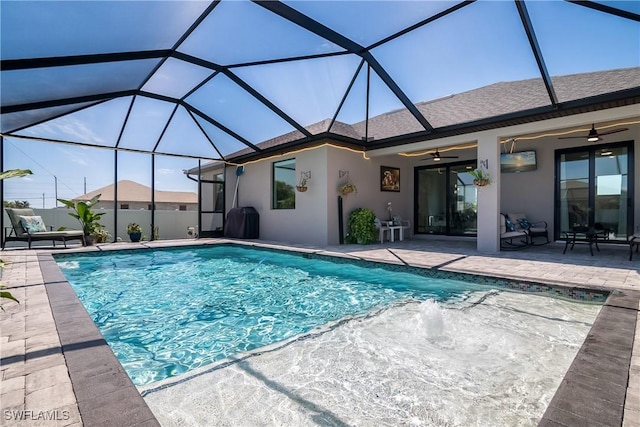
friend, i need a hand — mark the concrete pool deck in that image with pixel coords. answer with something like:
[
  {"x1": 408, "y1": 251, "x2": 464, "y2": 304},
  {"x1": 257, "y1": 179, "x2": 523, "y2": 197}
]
[{"x1": 0, "y1": 236, "x2": 638, "y2": 426}]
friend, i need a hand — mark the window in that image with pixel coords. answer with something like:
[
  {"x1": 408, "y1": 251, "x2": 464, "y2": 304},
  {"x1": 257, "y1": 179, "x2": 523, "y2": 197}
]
[
  {"x1": 120, "y1": 204, "x2": 129, "y2": 209},
  {"x1": 272, "y1": 158, "x2": 295, "y2": 209},
  {"x1": 179, "y1": 205, "x2": 187, "y2": 211}
]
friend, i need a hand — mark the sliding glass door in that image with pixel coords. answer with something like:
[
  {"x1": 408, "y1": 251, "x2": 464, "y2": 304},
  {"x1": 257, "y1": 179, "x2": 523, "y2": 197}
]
[
  {"x1": 556, "y1": 142, "x2": 633, "y2": 241},
  {"x1": 415, "y1": 162, "x2": 477, "y2": 236}
]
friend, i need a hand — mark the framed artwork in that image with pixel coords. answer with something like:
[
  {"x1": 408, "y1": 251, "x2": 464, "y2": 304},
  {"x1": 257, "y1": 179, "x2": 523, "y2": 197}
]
[{"x1": 380, "y1": 166, "x2": 400, "y2": 192}]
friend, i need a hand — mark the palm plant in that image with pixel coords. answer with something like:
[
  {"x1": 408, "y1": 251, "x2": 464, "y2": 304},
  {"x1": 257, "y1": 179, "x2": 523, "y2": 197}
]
[{"x1": 57, "y1": 194, "x2": 106, "y2": 236}]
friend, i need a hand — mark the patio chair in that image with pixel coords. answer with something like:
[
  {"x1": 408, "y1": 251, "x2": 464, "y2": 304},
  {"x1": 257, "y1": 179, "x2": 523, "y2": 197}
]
[
  {"x1": 392, "y1": 215, "x2": 412, "y2": 239},
  {"x1": 500, "y1": 214, "x2": 528, "y2": 250},
  {"x1": 3, "y1": 208, "x2": 85, "y2": 249},
  {"x1": 506, "y1": 212, "x2": 549, "y2": 245},
  {"x1": 374, "y1": 218, "x2": 390, "y2": 243},
  {"x1": 630, "y1": 226, "x2": 640, "y2": 261}
]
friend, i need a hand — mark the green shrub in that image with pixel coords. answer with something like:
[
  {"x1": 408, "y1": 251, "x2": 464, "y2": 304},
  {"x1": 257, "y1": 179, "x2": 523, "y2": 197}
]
[{"x1": 346, "y1": 208, "x2": 377, "y2": 244}]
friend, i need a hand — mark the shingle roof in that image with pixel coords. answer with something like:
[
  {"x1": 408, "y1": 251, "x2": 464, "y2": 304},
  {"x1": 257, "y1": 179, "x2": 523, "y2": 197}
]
[
  {"x1": 73, "y1": 180, "x2": 197, "y2": 204},
  {"x1": 351, "y1": 67, "x2": 640, "y2": 139},
  {"x1": 193, "y1": 67, "x2": 639, "y2": 171}
]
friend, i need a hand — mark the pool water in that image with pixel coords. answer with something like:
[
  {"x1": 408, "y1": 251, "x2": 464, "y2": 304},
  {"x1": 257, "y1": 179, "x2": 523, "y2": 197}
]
[
  {"x1": 142, "y1": 291, "x2": 600, "y2": 426},
  {"x1": 56, "y1": 245, "x2": 497, "y2": 386}
]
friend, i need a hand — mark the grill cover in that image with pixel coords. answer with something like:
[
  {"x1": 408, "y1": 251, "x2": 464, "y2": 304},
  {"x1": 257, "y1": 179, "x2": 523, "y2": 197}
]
[{"x1": 224, "y1": 207, "x2": 259, "y2": 239}]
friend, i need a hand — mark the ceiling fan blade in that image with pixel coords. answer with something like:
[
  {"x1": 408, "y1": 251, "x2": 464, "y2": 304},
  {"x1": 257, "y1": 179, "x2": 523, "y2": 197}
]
[
  {"x1": 598, "y1": 127, "x2": 628, "y2": 136},
  {"x1": 558, "y1": 135, "x2": 589, "y2": 139}
]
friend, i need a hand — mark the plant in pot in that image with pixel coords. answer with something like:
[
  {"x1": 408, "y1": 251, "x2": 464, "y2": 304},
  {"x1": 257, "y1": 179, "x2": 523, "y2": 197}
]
[
  {"x1": 57, "y1": 194, "x2": 105, "y2": 246},
  {"x1": 127, "y1": 223, "x2": 143, "y2": 242},
  {"x1": 345, "y1": 207, "x2": 377, "y2": 244},
  {"x1": 468, "y1": 168, "x2": 491, "y2": 187},
  {"x1": 93, "y1": 226, "x2": 110, "y2": 244}
]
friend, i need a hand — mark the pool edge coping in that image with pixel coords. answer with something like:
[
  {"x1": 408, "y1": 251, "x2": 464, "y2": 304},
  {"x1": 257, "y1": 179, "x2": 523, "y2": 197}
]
[{"x1": 39, "y1": 253, "x2": 161, "y2": 427}]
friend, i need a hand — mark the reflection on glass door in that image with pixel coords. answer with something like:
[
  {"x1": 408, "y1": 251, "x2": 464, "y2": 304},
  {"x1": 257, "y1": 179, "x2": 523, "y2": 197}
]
[
  {"x1": 556, "y1": 142, "x2": 632, "y2": 242},
  {"x1": 559, "y1": 150, "x2": 589, "y2": 231},
  {"x1": 449, "y1": 165, "x2": 478, "y2": 235},
  {"x1": 595, "y1": 146, "x2": 629, "y2": 240},
  {"x1": 415, "y1": 163, "x2": 477, "y2": 235},
  {"x1": 416, "y1": 168, "x2": 446, "y2": 233}
]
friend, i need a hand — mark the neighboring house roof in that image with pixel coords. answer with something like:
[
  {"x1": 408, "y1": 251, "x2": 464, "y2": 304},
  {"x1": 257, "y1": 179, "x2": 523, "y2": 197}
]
[
  {"x1": 73, "y1": 180, "x2": 197, "y2": 204},
  {"x1": 190, "y1": 67, "x2": 640, "y2": 173}
]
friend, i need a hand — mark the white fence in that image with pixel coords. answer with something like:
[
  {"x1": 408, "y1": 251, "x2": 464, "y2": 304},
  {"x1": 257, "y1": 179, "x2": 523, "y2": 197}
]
[{"x1": 3, "y1": 208, "x2": 199, "y2": 245}]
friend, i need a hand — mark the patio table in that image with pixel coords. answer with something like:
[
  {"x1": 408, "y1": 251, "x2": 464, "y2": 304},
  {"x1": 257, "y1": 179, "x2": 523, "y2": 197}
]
[{"x1": 561, "y1": 228, "x2": 608, "y2": 256}]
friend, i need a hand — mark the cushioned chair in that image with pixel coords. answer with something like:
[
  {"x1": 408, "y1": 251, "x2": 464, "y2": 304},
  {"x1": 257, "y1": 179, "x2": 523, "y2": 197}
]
[
  {"x1": 506, "y1": 212, "x2": 549, "y2": 245},
  {"x1": 3, "y1": 208, "x2": 85, "y2": 249},
  {"x1": 500, "y1": 214, "x2": 528, "y2": 250},
  {"x1": 630, "y1": 226, "x2": 640, "y2": 261},
  {"x1": 374, "y1": 218, "x2": 390, "y2": 243}
]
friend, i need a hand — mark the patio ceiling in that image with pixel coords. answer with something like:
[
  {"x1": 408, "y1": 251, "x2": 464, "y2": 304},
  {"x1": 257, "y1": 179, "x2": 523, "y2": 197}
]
[{"x1": 1, "y1": 0, "x2": 639, "y2": 162}]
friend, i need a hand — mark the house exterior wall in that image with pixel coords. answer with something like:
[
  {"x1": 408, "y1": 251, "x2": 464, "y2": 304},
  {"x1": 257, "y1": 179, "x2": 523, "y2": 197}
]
[
  {"x1": 223, "y1": 146, "x2": 330, "y2": 244},
  {"x1": 201, "y1": 107, "x2": 639, "y2": 250},
  {"x1": 326, "y1": 146, "x2": 414, "y2": 245},
  {"x1": 500, "y1": 133, "x2": 640, "y2": 241}
]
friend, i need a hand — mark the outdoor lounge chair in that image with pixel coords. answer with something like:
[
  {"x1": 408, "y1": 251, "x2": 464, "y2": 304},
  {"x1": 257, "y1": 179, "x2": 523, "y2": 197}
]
[
  {"x1": 500, "y1": 214, "x2": 528, "y2": 250},
  {"x1": 3, "y1": 208, "x2": 85, "y2": 249}
]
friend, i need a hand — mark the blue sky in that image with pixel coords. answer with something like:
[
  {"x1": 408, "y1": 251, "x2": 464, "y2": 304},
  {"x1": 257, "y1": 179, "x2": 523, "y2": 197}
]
[{"x1": 1, "y1": 0, "x2": 638, "y2": 207}]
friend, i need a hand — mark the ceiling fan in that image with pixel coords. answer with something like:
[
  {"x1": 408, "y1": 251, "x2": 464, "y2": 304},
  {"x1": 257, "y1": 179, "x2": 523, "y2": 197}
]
[
  {"x1": 421, "y1": 149, "x2": 459, "y2": 161},
  {"x1": 558, "y1": 124, "x2": 628, "y2": 142}
]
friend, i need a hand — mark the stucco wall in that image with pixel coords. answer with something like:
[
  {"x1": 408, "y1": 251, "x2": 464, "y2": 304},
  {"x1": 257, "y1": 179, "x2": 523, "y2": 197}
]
[
  {"x1": 224, "y1": 146, "x2": 330, "y2": 244},
  {"x1": 500, "y1": 134, "x2": 640, "y2": 240},
  {"x1": 202, "y1": 110, "x2": 639, "y2": 248},
  {"x1": 326, "y1": 146, "x2": 414, "y2": 245}
]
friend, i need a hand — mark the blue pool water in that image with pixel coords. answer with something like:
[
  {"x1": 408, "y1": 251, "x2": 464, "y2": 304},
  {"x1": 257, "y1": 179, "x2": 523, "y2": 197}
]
[{"x1": 57, "y1": 245, "x2": 517, "y2": 385}]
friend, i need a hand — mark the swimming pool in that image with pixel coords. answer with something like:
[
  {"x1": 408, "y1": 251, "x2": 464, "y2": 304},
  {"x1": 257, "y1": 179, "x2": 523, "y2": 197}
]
[
  {"x1": 55, "y1": 244, "x2": 604, "y2": 425},
  {"x1": 56, "y1": 244, "x2": 504, "y2": 385}
]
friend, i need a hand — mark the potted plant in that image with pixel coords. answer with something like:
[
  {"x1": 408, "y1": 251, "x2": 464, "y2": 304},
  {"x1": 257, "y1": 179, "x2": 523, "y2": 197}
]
[
  {"x1": 57, "y1": 194, "x2": 105, "y2": 246},
  {"x1": 345, "y1": 208, "x2": 377, "y2": 244},
  {"x1": 339, "y1": 182, "x2": 357, "y2": 196},
  {"x1": 127, "y1": 223, "x2": 143, "y2": 242},
  {"x1": 468, "y1": 168, "x2": 491, "y2": 187},
  {"x1": 93, "y1": 226, "x2": 110, "y2": 244}
]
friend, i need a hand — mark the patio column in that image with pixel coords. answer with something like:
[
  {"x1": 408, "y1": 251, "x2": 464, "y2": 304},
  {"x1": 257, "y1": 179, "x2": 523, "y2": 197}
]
[{"x1": 476, "y1": 134, "x2": 501, "y2": 252}]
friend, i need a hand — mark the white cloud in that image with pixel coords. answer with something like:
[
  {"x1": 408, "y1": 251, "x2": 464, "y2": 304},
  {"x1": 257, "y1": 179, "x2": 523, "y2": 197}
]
[{"x1": 23, "y1": 116, "x2": 105, "y2": 145}]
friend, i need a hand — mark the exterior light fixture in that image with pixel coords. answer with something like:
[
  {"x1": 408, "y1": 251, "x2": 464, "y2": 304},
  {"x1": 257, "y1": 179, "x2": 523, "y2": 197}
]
[{"x1": 587, "y1": 125, "x2": 600, "y2": 142}]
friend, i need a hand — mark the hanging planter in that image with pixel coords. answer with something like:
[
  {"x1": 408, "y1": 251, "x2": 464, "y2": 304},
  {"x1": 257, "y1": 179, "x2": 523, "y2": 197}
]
[
  {"x1": 296, "y1": 171, "x2": 310, "y2": 192},
  {"x1": 339, "y1": 182, "x2": 357, "y2": 196},
  {"x1": 468, "y1": 168, "x2": 491, "y2": 187}
]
